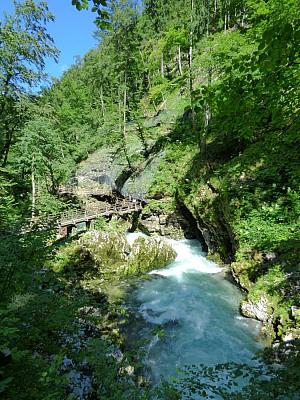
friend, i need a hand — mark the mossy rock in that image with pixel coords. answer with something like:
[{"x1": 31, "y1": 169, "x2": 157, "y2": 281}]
[
  {"x1": 80, "y1": 230, "x2": 129, "y2": 274},
  {"x1": 79, "y1": 231, "x2": 176, "y2": 278},
  {"x1": 126, "y1": 236, "x2": 176, "y2": 275},
  {"x1": 231, "y1": 260, "x2": 257, "y2": 290}
]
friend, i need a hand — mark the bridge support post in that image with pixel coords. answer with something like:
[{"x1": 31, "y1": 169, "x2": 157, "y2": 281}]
[
  {"x1": 58, "y1": 226, "x2": 68, "y2": 238},
  {"x1": 67, "y1": 225, "x2": 73, "y2": 236},
  {"x1": 86, "y1": 220, "x2": 91, "y2": 231}
]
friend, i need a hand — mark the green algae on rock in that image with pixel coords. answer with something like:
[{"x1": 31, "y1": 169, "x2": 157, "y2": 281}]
[
  {"x1": 79, "y1": 230, "x2": 176, "y2": 278},
  {"x1": 80, "y1": 230, "x2": 129, "y2": 275},
  {"x1": 126, "y1": 236, "x2": 177, "y2": 275}
]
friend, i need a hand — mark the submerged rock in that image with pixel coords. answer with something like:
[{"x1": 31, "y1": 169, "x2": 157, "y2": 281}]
[{"x1": 68, "y1": 370, "x2": 92, "y2": 400}]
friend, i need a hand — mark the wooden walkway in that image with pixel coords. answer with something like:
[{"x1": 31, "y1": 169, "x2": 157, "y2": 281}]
[{"x1": 57, "y1": 197, "x2": 143, "y2": 235}]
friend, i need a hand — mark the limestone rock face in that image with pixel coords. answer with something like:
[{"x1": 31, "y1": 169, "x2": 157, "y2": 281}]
[
  {"x1": 140, "y1": 211, "x2": 193, "y2": 239},
  {"x1": 127, "y1": 236, "x2": 177, "y2": 274},
  {"x1": 241, "y1": 295, "x2": 273, "y2": 322}
]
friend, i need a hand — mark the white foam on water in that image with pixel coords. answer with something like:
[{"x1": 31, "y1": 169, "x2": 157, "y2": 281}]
[
  {"x1": 126, "y1": 235, "x2": 263, "y2": 388},
  {"x1": 150, "y1": 239, "x2": 222, "y2": 278},
  {"x1": 235, "y1": 315, "x2": 247, "y2": 320},
  {"x1": 126, "y1": 232, "x2": 149, "y2": 246},
  {"x1": 126, "y1": 233, "x2": 222, "y2": 277}
]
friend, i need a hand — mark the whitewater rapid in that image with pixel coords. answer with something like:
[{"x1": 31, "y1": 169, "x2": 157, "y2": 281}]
[{"x1": 125, "y1": 234, "x2": 262, "y2": 386}]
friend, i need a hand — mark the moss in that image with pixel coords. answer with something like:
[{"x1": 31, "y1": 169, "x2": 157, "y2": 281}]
[
  {"x1": 53, "y1": 230, "x2": 176, "y2": 282},
  {"x1": 242, "y1": 265, "x2": 297, "y2": 338},
  {"x1": 49, "y1": 241, "x2": 94, "y2": 276},
  {"x1": 126, "y1": 237, "x2": 176, "y2": 275},
  {"x1": 142, "y1": 198, "x2": 176, "y2": 215},
  {"x1": 207, "y1": 252, "x2": 223, "y2": 265},
  {"x1": 80, "y1": 230, "x2": 129, "y2": 275}
]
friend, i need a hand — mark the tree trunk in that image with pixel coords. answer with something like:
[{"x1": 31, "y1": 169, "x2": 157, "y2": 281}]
[
  {"x1": 207, "y1": 0, "x2": 210, "y2": 35},
  {"x1": 152, "y1": 99, "x2": 158, "y2": 114},
  {"x1": 189, "y1": 0, "x2": 195, "y2": 130},
  {"x1": 161, "y1": 52, "x2": 165, "y2": 78},
  {"x1": 118, "y1": 87, "x2": 122, "y2": 134},
  {"x1": 100, "y1": 84, "x2": 105, "y2": 119},
  {"x1": 136, "y1": 120, "x2": 149, "y2": 157},
  {"x1": 147, "y1": 71, "x2": 152, "y2": 89},
  {"x1": 123, "y1": 76, "x2": 127, "y2": 141},
  {"x1": 1, "y1": 128, "x2": 13, "y2": 167},
  {"x1": 241, "y1": 8, "x2": 245, "y2": 28},
  {"x1": 201, "y1": 102, "x2": 211, "y2": 158},
  {"x1": 201, "y1": 68, "x2": 212, "y2": 158},
  {"x1": 123, "y1": 74, "x2": 132, "y2": 170},
  {"x1": 31, "y1": 160, "x2": 36, "y2": 222},
  {"x1": 178, "y1": 46, "x2": 183, "y2": 76}
]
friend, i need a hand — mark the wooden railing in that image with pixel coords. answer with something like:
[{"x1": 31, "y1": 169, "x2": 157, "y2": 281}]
[{"x1": 58, "y1": 198, "x2": 143, "y2": 227}]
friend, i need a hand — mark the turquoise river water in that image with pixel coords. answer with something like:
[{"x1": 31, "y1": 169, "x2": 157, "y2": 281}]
[{"x1": 125, "y1": 234, "x2": 263, "y2": 393}]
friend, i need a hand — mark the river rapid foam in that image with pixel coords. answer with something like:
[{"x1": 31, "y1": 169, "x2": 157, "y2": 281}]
[{"x1": 125, "y1": 234, "x2": 262, "y2": 387}]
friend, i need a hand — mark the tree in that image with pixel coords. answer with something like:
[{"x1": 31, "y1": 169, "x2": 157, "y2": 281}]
[
  {"x1": 0, "y1": 169, "x2": 17, "y2": 230},
  {"x1": 71, "y1": 0, "x2": 111, "y2": 28},
  {"x1": 14, "y1": 106, "x2": 74, "y2": 217},
  {"x1": 0, "y1": 0, "x2": 59, "y2": 166}
]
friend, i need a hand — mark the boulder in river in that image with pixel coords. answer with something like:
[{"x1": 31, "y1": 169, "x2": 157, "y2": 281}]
[
  {"x1": 80, "y1": 230, "x2": 129, "y2": 274},
  {"x1": 79, "y1": 230, "x2": 176, "y2": 277},
  {"x1": 241, "y1": 295, "x2": 273, "y2": 322},
  {"x1": 126, "y1": 236, "x2": 177, "y2": 275}
]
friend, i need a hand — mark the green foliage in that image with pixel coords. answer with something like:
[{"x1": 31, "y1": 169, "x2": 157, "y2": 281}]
[
  {"x1": 81, "y1": 339, "x2": 145, "y2": 400},
  {"x1": 0, "y1": 0, "x2": 59, "y2": 166},
  {"x1": 0, "y1": 227, "x2": 55, "y2": 301},
  {"x1": 0, "y1": 290, "x2": 86, "y2": 399},
  {"x1": 94, "y1": 216, "x2": 131, "y2": 234},
  {"x1": 235, "y1": 207, "x2": 298, "y2": 254},
  {"x1": 143, "y1": 198, "x2": 177, "y2": 215},
  {"x1": 72, "y1": 0, "x2": 111, "y2": 29},
  {"x1": 49, "y1": 241, "x2": 88, "y2": 274},
  {"x1": 149, "y1": 142, "x2": 197, "y2": 197},
  {"x1": 0, "y1": 170, "x2": 17, "y2": 229}
]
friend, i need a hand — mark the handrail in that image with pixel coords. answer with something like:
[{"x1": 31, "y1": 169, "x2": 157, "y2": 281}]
[{"x1": 58, "y1": 198, "x2": 143, "y2": 227}]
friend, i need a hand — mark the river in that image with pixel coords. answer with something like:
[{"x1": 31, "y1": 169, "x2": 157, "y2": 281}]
[{"x1": 125, "y1": 234, "x2": 263, "y2": 394}]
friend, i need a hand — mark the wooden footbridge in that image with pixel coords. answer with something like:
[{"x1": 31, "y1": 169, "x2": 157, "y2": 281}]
[{"x1": 57, "y1": 197, "x2": 144, "y2": 236}]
